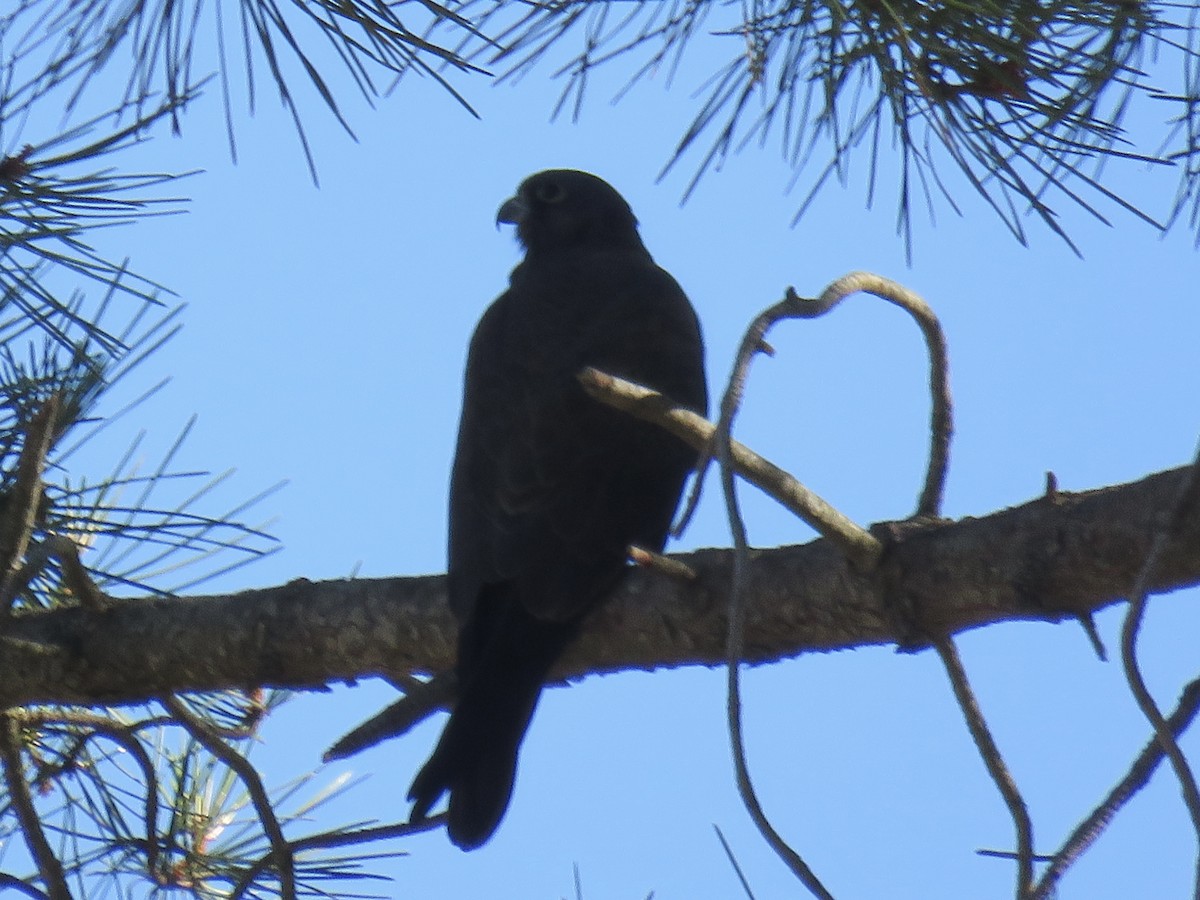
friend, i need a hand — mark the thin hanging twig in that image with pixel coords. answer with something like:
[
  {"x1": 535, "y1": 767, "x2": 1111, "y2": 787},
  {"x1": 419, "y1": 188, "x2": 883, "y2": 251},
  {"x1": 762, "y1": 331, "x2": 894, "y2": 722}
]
[
  {"x1": 716, "y1": 418, "x2": 835, "y2": 899},
  {"x1": 934, "y1": 636, "x2": 1034, "y2": 898},
  {"x1": 1119, "y1": 437, "x2": 1200, "y2": 899}
]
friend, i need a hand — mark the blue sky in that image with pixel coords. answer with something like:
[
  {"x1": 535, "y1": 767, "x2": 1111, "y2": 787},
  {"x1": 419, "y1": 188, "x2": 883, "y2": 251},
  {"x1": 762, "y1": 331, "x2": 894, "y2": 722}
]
[{"x1": 15, "y1": 9, "x2": 1200, "y2": 898}]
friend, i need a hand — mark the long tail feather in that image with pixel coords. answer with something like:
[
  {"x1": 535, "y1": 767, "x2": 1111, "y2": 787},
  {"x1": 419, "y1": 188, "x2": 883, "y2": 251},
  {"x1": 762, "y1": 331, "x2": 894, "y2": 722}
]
[{"x1": 407, "y1": 591, "x2": 577, "y2": 850}]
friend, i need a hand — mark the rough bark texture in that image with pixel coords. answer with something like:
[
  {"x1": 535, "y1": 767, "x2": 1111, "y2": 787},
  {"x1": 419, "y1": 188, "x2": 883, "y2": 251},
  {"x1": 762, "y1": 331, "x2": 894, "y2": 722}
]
[{"x1": 0, "y1": 465, "x2": 1195, "y2": 709}]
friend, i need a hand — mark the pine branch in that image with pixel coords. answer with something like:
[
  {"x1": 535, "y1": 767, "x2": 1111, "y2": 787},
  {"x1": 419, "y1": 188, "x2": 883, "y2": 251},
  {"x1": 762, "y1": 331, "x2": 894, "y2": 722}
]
[{"x1": 0, "y1": 464, "x2": 1195, "y2": 709}]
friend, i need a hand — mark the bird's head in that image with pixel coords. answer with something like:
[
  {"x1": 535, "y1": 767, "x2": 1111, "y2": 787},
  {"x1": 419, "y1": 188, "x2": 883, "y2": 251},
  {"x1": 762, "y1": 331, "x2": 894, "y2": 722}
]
[{"x1": 496, "y1": 170, "x2": 644, "y2": 254}]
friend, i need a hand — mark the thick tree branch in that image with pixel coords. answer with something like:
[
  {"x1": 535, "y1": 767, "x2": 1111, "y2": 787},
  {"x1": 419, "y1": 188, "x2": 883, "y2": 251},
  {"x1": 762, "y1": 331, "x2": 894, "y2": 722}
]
[{"x1": 0, "y1": 466, "x2": 1196, "y2": 708}]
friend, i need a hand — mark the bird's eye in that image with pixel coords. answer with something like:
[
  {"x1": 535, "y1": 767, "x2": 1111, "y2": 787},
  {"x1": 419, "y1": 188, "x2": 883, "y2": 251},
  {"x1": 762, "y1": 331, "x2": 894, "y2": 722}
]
[{"x1": 533, "y1": 181, "x2": 565, "y2": 204}]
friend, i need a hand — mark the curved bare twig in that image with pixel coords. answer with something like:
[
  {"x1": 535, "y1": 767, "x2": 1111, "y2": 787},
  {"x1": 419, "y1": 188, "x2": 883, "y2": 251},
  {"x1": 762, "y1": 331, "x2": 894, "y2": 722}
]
[
  {"x1": 933, "y1": 637, "x2": 1033, "y2": 898},
  {"x1": 1119, "y1": 438, "x2": 1200, "y2": 897},
  {"x1": 1032, "y1": 679, "x2": 1200, "y2": 899},
  {"x1": 812, "y1": 272, "x2": 953, "y2": 518},
  {"x1": 716, "y1": 420, "x2": 835, "y2": 899},
  {"x1": 680, "y1": 282, "x2": 858, "y2": 896},
  {"x1": 675, "y1": 270, "x2": 951, "y2": 560}
]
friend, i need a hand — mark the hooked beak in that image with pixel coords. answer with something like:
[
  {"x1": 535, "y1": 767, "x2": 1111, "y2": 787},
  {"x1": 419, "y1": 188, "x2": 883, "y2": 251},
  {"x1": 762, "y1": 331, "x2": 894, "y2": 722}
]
[{"x1": 495, "y1": 194, "x2": 527, "y2": 229}]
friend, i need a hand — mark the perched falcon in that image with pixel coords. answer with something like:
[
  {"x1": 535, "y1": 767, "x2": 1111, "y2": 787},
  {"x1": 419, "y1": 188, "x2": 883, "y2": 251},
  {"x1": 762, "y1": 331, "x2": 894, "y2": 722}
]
[{"x1": 407, "y1": 169, "x2": 708, "y2": 850}]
